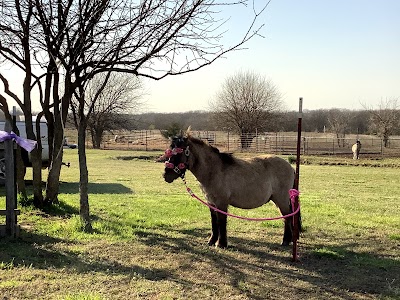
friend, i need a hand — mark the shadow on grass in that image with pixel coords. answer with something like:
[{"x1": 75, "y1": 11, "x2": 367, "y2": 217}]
[
  {"x1": 1, "y1": 181, "x2": 133, "y2": 197},
  {"x1": 59, "y1": 181, "x2": 133, "y2": 194},
  {"x1": 42, "y1": 200, "x2": 80, "y2": 217},
  {"x1": 0, "y1": 219, "x2": 398, "y2": 299},
  {"x1": 98, "y1": 220, "x2": 400, "y2": 299},
  {"x1": 299, "y1": 241, "x2": 400, "y2": 298},
  {"x1": 0, "y1": 230, "x2": 171, "y2": 281}
]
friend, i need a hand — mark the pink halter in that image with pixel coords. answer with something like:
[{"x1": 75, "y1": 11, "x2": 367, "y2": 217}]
[{"x1": 164, "y1": 146, "x2": 190, "y2": 174}]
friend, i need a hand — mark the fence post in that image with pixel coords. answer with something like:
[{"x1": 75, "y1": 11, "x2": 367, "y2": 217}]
[
  {"x1": 227, "y1": 131, "x2": 230, "y2": 152},
  {"x1": 145, "y1": 130, "x2": 148, "y2": 151},
  {"x1": 255, "y1": 128, "x2": 258, "y2": 152},
  {"x1": 4, "y1": 118, "x2": 18, "y2": 237}
]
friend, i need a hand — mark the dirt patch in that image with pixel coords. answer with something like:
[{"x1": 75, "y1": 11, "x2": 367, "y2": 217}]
[
  {"x1": 300, "y1": 157, "x2": 400, "y2": 168},
  {"x1": 114, "y1": 155, "x2": 158, "y2": 161}
]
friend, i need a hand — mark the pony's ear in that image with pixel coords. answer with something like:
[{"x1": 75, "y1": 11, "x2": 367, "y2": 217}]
[{"x1": 185, "y1": 126, "x2": 192, "y2": 138}]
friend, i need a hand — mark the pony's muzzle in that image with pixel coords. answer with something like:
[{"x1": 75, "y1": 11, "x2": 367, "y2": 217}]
[
  {"x1": 164, "y1": 175, "x2": 174, "y2": 183},
  {"x1": 163, "y1": 170, "x2": 178, "y2": 183}
]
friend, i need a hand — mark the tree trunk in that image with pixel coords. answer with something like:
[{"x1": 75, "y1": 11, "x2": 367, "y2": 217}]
[
  {"x1": 22, "y1": 68, "x2": 44, "y2": 206},
  {"x1": 240, "y1": 132, "x2": 255, "y2": 149},
  {"x1": 383, "y1": 136, "x2": 389, "y2": 148},
  {"x1": 15, "y1": 147, "x2": 27, "y2": 199},
  {"x1": 94, "y1": 129, "x2": 103, "y2": 149},
  {"x1": 78, "y1": 124, "x2": 92, "y2": 232},
  {"x1": 44, "y1": 116, "x2": 65, "y2": 204},
  {"x1": 90, "y1": 128, "x2": 96, "y2": 148},
  {"x1": 29, "y1": 148, "x2": 43, "y2": 207},
  {"x1": 45, "y1": 77, "x2": 72, "y2": 204}
]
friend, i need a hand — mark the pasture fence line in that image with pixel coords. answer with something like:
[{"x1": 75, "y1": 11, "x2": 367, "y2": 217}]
[{"x1": 97, "y1": 130, "x2": 400, "y2": 157}]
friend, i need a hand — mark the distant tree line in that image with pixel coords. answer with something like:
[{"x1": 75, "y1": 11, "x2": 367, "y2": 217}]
[
  {"x1": 65, "y1": 103, "x2": 399, "y2": 152},
  {"x1": 129, "y1": 108, "x2": 399, "y2": 136},
  {"x1": 60, "y1": 68, "x2": 398, "y2": 152},
  {"x1": 134, "y1": 111, "x2": 216, "y2": 131}
]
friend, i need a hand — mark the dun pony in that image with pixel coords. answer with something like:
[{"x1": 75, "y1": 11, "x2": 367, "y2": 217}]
[{"x1": 163, "y1": 130, "x2": 302, "y2": 248}]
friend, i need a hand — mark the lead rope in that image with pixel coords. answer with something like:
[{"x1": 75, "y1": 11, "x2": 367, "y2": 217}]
[{"x1": 181, "y1": 177, "x2": 300, "y2": 221}]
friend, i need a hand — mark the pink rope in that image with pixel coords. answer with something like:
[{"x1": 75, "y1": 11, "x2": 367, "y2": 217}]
[{"x1": 184, "y1": 184, "x2": 300, "y2": 221}]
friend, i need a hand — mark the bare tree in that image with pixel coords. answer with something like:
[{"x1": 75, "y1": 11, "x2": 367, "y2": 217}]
[
  {"x1": 327, "y1": 109, "x2": 351, "y2": 147},
  {"x1": 2, "y1": 0, "x2": 269, "y2": 229},
  {"x1": 210, "y1": 71, "x2": 282, "y2": 148},
  {"x1": 368, "y1": 99, "x2": 399, "y2": 147},
  {"x1": 0, "y1": 1, "x2": 46, "y2": 207},
  {"x1": 70, "y1": 72, "x2": 111, "y2": 231},
  {"x1": 40, "y1": 0, "x2": 267, "y2": 200},
  {"x1": 78, "y1": 73, "x2": 144, "y2": 149}
]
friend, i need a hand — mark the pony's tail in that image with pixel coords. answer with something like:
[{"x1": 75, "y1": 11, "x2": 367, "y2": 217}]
[
  {"x1": 292, "y1": 179, "x2": 303, "y2": 233},
  {"x1": 297, "y1": 206, "x2": 303, "y2": 233}
]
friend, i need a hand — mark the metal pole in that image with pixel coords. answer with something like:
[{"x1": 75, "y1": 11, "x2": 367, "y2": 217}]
[{"x1": 292, "y1": 97, "x2": 302, "y2": 262}]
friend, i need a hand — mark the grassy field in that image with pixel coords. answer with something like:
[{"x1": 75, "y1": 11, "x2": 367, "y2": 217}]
[{"x1": 0, "y1": 149, "x2": 399, "y2": 300}]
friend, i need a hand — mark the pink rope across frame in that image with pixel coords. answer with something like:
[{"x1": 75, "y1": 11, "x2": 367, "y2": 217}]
[{"x1": 184, "y1": 182, "x2": 300, "y2": 221}]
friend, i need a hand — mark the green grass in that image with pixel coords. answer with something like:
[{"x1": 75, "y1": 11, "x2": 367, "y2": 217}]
[{"x1": 0, "y1": 149, "x2": 399, "y2": 299}]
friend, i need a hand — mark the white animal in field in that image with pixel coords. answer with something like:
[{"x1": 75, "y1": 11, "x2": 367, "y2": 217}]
[
  {"x1": 352, "y1": 140, "x2": 361, "y2": 159},
  {"x1": 114, "y1": 135, "x2": 126, "y2": 143}
]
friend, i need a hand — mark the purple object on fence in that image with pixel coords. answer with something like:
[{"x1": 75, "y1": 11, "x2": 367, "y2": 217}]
[{"x1": 0, "y1": 130, "x2": 37, "y2": 152}]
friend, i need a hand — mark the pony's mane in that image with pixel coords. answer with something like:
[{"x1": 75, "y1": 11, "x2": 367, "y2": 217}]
[{"x1": 187, "y1": 135, "x2": 235, "y2": 165}]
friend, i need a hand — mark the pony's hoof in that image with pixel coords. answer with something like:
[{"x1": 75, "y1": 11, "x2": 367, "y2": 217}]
[
  {"x1": 216, "y1": 241, "x2": 228, "y2": 249},
  {"x1": 281, "y1": 240, "x2": 291, "y2": 246},
  {"x1": 208, "y1": 238, "x2": 217, "y2": 246}
]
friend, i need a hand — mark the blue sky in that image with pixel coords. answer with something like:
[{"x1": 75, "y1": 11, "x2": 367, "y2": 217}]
[
  {"x1": 143, "y1": 0, "x2": 400, "y2": 113},
  {"x1": 2, "y1": 0, "x2": 399, "y2": 114}
]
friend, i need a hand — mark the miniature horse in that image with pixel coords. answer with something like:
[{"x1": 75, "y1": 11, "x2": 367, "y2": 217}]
[{"x1": 163, "y1": 132, "x2": 301, "y2": 248}]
